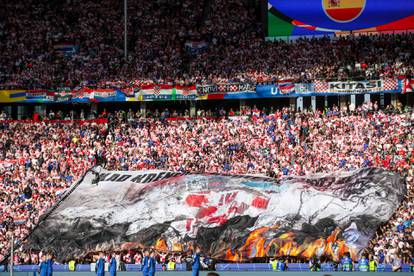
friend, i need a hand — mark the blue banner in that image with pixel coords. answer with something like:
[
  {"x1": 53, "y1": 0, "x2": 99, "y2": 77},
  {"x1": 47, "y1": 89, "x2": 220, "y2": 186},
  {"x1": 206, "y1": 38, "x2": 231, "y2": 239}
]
[{"x1": 222, "y1": 80, "x2": 401, "y2": 100}]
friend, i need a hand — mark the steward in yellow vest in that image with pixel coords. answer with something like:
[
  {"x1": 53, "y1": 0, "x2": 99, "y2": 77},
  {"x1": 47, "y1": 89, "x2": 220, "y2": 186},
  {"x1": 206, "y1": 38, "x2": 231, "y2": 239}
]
[
  {"x1": 167, "y1": 260, "x2": 175, "y2": 271},
  {"x1": 68, "y1": 260, "x2": 76, "y2": 271},
  {"x1": 369, "y1": 257, "x2": 377, "y2": 272},
  {"x1": 270, "y1": 258, "x2": 278, "y2": 271}
]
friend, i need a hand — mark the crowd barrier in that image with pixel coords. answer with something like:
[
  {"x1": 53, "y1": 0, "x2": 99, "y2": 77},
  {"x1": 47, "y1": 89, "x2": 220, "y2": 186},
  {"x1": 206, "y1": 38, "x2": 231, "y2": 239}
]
[
  {"x1": 124, "y1": 264, "x2": 186, "y2": 271},
  {"x1": 1, "y1": 272, "x2": 413, "y2": 276},
  {"x1": 216, "y1": 263, "x2": 412, "y2": 272},
  {"x1": 0, "y1": 264, "x2": 187, "y2": 272},
  {"x1": 0, "y1": 263, "x2": 411, "y2": 273}
]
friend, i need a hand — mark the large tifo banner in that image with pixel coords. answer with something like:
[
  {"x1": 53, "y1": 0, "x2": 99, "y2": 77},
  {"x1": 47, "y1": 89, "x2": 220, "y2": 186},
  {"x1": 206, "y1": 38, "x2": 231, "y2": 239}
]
[{"x1": 26, "y1": 167, "x2": 405, "y2": 262}]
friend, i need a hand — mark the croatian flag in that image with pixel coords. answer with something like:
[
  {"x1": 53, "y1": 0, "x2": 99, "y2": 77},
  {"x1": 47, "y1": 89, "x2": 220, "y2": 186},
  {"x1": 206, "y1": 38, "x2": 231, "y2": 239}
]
[{"x1": 277, "y1": 82, "x2": 295, "y2": 94}]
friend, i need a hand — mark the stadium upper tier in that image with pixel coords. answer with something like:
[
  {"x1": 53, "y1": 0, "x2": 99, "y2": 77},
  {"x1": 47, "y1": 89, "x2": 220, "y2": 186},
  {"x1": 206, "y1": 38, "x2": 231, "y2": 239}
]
[
  {"x1": 0, "y1": 0, "x2": 413, "y2": 89},
  {"x1": 0, "y1": 106, "x2": 413, "y2": 266}
]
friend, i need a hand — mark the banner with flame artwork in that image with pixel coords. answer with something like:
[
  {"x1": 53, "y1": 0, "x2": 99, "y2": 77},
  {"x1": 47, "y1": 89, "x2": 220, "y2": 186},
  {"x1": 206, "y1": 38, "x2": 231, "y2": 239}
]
[{"x1": 26, "y1": 167, "x2": 405, "y2": 262}]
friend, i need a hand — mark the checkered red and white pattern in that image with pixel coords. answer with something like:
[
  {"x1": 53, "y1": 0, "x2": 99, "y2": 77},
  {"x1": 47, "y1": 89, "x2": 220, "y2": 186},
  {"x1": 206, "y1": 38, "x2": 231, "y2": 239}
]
[
  {"x1": 218, "y1": 85, "x2": 226, "y2": 93},
  {"x1": 314, "y1": 80, "x2": 329, "y2": 92},
  {"x1": 383, "y1": 79, "x2": 398, "y2": 91},
  {"x1": 153, "y1": 86, "x2": 161, "y2": 96},
  {"x1": 229, "y1": 85, "x2": 238, "y2": 92},
  {"x1": 217, "y1": 84, "x2": 240, "y2": 93}
]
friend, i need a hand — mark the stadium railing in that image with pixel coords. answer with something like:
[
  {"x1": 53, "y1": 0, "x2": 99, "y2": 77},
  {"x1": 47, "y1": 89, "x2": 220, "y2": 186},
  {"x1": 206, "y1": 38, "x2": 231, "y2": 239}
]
[{"x1": 0, "y1": 263, "x2": 412, "y2": 272}]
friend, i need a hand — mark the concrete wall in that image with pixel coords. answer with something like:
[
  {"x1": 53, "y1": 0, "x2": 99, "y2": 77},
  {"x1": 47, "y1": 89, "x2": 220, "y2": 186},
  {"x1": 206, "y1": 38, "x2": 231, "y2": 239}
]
[{"x1": 1, "y1": 272, "x2": 413, "y2": 276}]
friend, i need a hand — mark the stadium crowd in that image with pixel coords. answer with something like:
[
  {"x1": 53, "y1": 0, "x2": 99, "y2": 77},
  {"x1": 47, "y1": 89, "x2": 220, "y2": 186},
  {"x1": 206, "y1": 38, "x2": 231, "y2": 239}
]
[
  {"x1": 0, "y1": 0, "x2": 414, "y2": 269},
  {"x1": 0, "y1": 103, "x2": 413, "y2": 266},
  {"x1": 1, "y1": 0, "x2": 413, "y2": 89}
]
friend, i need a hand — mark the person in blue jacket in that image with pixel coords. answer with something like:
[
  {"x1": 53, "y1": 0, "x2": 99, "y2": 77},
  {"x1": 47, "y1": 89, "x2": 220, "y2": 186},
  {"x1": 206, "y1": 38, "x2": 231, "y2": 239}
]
[
  {"x1": 109, "y1": 253, "x2": 117, "y2": 276},
  {"x1": 141, "y1": 250, "x2": 149, "y2": 276},
  {"x1": 358, "y1": 254, "x2": 369, "y2": 272},
  {"x1": 341, "y1": 253, "x2": 353, "y2": 272},
  {"x1": 46, "y1": 253, "x2": 53, "y2": 276},
  {"x1": 38, "y1": 255, "x2": 48, "y2": 276},
  {"x1": 96, "y1": 252, "x2": 105, "y2": 276},
  {"x1": 192, "y1": 247, "x2": 201, "y2": 276},
  {"x1": 276, "y1": 257, "x2": 286, "y2": 271},
  {"x1": 148, "y1": 251, "x2": 156, "y2": 276}
]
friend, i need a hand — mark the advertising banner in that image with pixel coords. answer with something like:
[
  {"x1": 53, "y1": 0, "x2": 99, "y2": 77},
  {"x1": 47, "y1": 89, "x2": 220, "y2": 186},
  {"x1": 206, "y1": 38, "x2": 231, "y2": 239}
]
[{"x1": 26, "y1": 167, "x2": 405, "y2": 262}]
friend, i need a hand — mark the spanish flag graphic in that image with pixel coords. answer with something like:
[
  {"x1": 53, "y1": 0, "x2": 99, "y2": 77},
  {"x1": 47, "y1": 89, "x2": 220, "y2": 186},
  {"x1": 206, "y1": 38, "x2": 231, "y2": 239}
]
[{"x1": 322, "y1": 0, "x2": 366, "y2": 23}]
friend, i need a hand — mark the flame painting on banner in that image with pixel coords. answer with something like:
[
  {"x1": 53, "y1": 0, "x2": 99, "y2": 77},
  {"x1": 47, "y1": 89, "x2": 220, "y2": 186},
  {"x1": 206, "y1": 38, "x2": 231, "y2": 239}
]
[{"x1": 26, "y1": 167, "x2": 405, "y2": 262}]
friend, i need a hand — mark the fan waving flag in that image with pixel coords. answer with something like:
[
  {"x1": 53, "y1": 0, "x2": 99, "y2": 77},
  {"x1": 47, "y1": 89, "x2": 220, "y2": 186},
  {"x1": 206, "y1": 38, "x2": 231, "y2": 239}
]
[
  {"x1": 277, "y1": 81, "x2": 295, "y2": 94},
  {"x1": 403, "y1": 79, "x2": 414, "y2": 93}
]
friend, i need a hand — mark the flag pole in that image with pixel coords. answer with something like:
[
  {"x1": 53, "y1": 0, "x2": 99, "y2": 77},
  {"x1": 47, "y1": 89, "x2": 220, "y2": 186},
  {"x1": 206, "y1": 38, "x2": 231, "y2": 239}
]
[
  {"x1": 124, "y1": 0, "x2": 128, "y2": 59},
  {"x1": 10, "y1": 234, "x2": 14, "y2": 276}
]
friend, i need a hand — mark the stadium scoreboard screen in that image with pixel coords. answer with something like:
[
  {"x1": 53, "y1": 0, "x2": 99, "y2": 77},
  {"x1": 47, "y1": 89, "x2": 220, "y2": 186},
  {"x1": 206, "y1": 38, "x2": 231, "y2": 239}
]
[{"x1": 266, "y1": 0, "x2": 414, "y2": 37}]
